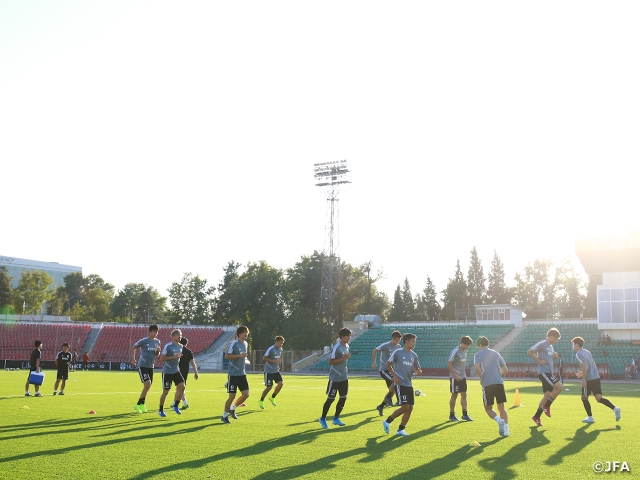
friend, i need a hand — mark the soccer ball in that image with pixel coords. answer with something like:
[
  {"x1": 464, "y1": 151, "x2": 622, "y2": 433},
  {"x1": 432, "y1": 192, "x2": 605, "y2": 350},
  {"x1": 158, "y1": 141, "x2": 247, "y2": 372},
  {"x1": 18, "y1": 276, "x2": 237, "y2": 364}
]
[{"x1": 415, "y1": 389, "x2": 421, "y2": 397}]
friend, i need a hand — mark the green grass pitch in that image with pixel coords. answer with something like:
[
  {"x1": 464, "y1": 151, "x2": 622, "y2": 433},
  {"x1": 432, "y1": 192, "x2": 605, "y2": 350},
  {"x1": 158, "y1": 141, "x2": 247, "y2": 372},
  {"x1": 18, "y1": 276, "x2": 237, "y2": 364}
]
[{"x1": 1, "y1": 370, "x2": 636, "y2": 479}]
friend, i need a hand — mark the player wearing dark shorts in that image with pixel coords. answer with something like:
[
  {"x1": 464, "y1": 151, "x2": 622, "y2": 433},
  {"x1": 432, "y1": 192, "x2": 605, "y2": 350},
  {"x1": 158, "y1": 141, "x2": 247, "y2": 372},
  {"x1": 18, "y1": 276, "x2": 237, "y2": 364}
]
[
  {"x1": 131, "y1": 324, "x2": 161, "y2": 413},
  {"x1": 528, "y1": 328, "x2": 563, "y2": 426},
  {"x1": 474, "y1": 336, "x2": 509, "y2": 437},
  {"x1": 372, "y1": 330, "x2": 402, "y2": 415},
  {"x1": 158, "y1": 329, "x2": 185, "y2": 417},
  {"x1": 448, "y1": 336, "x2": 473, "y2": 422},
  {"x1": 223, "y1": 325, "x2": 250, "y2": 423},
  {"x1": 319, "y1": 328, "x2": 352, "y2": 429},
  {"x1": 573, "y1": 336, "x2": 620, "y2": 424},
  {"x1": 54, "y1": 342, "x2": 72, "y2": 395},
  {"x1": 25, "y1": 340, "x2": 43, "y2": 397},
  {"x1": 382, "y1": 333, "x2": 422, "y2": 436},
  {"x1": 178, "y1": 337, "x2": 198, "y2": 410},
  {"x1": 260, "y1": 336, "x2": 285, "y2": 409}
]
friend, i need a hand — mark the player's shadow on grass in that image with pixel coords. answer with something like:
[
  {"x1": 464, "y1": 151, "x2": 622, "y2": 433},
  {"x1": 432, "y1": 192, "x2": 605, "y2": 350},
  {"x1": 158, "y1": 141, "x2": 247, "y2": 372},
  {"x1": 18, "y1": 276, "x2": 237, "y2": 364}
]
[
  {"x1": 0, "y1": 412, "x2": 141, "y2": 436},
  {"x1": 125, "y1": 417, "x2": 373, "y2": 480},
  {"x1": 478, "y1": 427, "x2": 550, "y2": 479},
  {"x1": 286, "y1": 409, "x2": 372, "y2": 427},
  {"x1": 0, "y1": 419, "x2": 219, "y2": 464},
  {"x1": 545, "y1": 424, "x2": 615, "y2": 466}
]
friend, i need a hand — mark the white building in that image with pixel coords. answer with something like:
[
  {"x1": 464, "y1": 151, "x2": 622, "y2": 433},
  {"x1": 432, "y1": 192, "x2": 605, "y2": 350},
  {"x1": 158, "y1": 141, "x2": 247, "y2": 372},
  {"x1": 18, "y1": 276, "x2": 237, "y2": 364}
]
[{"x1": 0, "y1": 255, "x2": 82, "y2": 289}]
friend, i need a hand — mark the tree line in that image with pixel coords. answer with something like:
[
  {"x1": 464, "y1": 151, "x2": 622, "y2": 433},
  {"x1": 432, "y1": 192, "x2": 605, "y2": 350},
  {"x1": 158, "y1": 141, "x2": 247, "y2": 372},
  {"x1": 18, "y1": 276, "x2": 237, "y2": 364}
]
[{"x1": 0, "y1": 248, "x2": 595, "y2": 350}]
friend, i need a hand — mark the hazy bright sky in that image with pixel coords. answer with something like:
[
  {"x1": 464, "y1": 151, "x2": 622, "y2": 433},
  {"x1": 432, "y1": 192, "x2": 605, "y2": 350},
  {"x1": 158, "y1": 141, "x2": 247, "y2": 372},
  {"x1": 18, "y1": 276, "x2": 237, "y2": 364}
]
[{"x1": 2, "y1": 1, "x2": 639, "y2": 302}]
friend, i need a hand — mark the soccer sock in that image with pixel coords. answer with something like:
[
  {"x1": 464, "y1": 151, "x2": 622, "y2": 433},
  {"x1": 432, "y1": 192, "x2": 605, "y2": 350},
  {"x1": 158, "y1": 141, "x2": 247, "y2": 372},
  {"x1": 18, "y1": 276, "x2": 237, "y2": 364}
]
[
  {"x1": 321, "y1": 398, "x2": 334, "y2": 419},
  {"x1": 159, "y1": 405, "x2": 164, "y2": 412},
  {"x1": 272, "y1": 393, "x2": 278, "y2": 399},
  {"x1": 230, "y1": 404, "x2": 236, "y2": 411},
  {"x1": 463, "y1": 410, "x2": 468, "y2": 416},
  {"x1": 138, "y1": 398, "x2": 145, "y2": 405},
  {"x1": 450, "y1": 411, "x2": 455, "y2": 417},
  {"x1": 544, "y1": 396, "x2": 555, "y2": 408},
  {"x1": 598, "y1": 397, "x2": 615, "y2": 409},
  {"x1": 535, "y1": 408, "x2": 543, "y2": 418},
  {"x1": 398, "y1": 423, "x2": 406, "y2": 431},
  {"x1": 335, "y1": 397, "x2": 346, "y2": 417},
  {"x1": 260, "y1": 396, "x2": 265, "y2": 401},
  {"x1": 223, "y1": 412, "x2": 229, "y2": 418},
  {"x1": 582, "y1": 398, "x2": 593, "y2": 416},
  {"x1": 385, "y1": 416, "x2": 394, "y2": 424}
]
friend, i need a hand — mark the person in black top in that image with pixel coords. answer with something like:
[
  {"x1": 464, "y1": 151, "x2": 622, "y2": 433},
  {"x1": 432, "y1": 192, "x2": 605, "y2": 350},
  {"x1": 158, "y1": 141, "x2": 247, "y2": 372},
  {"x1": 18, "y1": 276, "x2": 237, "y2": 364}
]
[
  {"x1": 178, "y1": 337, "x2": 198, "y2": 410},
  {"x1": 54, "y1": 342, "x2": 72, "y2": 395},
  {"x1": 71, "y1": 349, "x2": 78, "y2": 372},
  {"x1": 25, "y1": 340, "x2": 43, "y2": 397}
]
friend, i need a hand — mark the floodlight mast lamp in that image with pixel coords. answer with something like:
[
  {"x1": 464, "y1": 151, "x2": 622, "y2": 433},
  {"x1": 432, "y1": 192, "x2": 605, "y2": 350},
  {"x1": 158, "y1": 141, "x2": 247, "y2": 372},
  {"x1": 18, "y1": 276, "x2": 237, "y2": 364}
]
[{"x1": 314, "y1": 160, "x2": 350, "y2": 330}]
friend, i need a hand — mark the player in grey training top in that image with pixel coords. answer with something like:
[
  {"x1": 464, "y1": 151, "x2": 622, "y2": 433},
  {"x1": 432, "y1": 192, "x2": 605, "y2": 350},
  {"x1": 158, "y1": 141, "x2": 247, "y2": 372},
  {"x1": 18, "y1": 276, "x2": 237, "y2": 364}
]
[
  {"x1": 448, "y1": 336, "x2": 473, "y2": 422},
  {"x1": 572, "y1": 336, "x2": 621, "y2": 423},
  {"x1": 528, "y1": 328, "x2": 562, "y2": 426},
  {"x1": 158, "y1": 329, "x2": 185, "y2": 417},
  {"x1": 382, "y1": 333, "x2": 422, "y2": 436},
  {"x1": 319, "y1": 328, "x2": 352, "y2": 429},
  {"x1": 260, "y1": 336, "x2": 285, "y2": 409},
  {"x1": 131, "y1": 324, "x2": 161, "y2": 413},
  {"x1": 474, "y1": 336, "x2": 509, "y2": 437},
  {"x1": 222, "y1": 326, "x2": 251, "y2": 423},
  {"x1": 372, "y1": 330, "x2": 402, "y2": 415}
]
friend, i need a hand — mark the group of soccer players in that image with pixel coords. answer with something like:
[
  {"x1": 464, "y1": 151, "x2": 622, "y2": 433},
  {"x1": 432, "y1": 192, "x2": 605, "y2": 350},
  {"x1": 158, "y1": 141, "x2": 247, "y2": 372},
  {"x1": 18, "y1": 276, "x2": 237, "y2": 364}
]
[{"x1": 26, "y1": 323, "x2": 623, "y2": 438}]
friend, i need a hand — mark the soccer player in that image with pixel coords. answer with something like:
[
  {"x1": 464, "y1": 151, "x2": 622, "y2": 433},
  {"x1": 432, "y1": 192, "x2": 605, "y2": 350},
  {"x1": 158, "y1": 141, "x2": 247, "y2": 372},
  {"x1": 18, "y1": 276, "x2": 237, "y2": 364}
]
[
  {"x1": 319, "y1": 327, "x2": 352, "y2": 429},
  {"x1": 222, "y1": 325, "x2": 250, "y2": 423},
  {"x1": 53, "y1": 342, "x2": 72, "y2": 395},
  {"x1": 372, "y1": 330, "x2": 402, "y2": 416},
  {"x1": 260, "y1": 335, "x2": 285, "y2": 409},
  {"x1": 474, "y1": 336, "x2": 509, "y2": 437},
  {"x1": 448, "y1": 335, "x2": 473, "y2": 422},
  {"x1": 528, "y1": 327, "x2": 563, "y2": 426},
  {"x1": 572, "y1": 336, "x2": 621, "y2": 423},
  {"x1": 131, "y1": 324, "x2": 161, "y2": 413},
  {"x1": 382, "y1": 333, "x2": 422, "y2": 436},
  {"x1": 25, "y1": 340, "x2": 43, "y2": 397},
  {"x1": 71, "y1": 349, "x2": 78, "y2": 372},
  {"x1": 178, "y1": 337, "x2": 198, "y2": 410},
  {"x1": 158, "y1": 329, "x2": 185, "y2": 417}
]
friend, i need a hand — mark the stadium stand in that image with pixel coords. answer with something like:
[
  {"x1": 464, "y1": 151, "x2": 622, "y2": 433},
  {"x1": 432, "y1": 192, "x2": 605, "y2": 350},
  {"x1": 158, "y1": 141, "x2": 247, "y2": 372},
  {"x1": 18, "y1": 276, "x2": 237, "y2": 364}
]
[
  {"x1": 497, "y1": 323, "x2": 640, "y2": 378},
  {"x1": 0, "y1": 323, "x2": 91, "y2": 360},
  {"x1": 311, "y1": 324, "x2": 513, "y2": 373},
  {"x1": 90, "y1": 325, "x2": 223, "y2": 365}
]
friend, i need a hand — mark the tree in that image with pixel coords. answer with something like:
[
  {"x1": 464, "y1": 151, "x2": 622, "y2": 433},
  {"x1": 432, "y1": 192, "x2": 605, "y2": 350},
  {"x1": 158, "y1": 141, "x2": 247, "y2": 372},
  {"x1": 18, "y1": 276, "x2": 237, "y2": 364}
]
[
  {"x1": 513, "y1": 258, "x2": 557, "y2": 319},
  {"x1": 212, "y1": 261, "x2": 242, "y2": 324},
  {"x1": 111, "y1": 283, "x2": 167, "y2": 324},
  {"x1": 388, "y1": 285, "x2": 405, "y2": 322},
  {"x1": 47, "y1": 272, "x2": 114, "y2": 322},
  {"x1": 401, "y1": 278, "x2": 415, "y2": 320},
  {"x1": 0, "y1": 266, "x2": 13, "y2": 314},
  {"x1": 583, "y1": 274, "x2": 601, "y2": 318},
  {"x1": 441, "y1": 260, "x2": 468, "y2": 320},
  {"x1": 168, "y1": 273, "x2": 216, "y2": 324},
  {"x1": 12, "y1": 270, "x2": 54, "y2": 314},
  {"x1": 420, "y1": 276, "x2": 441, "y2": 321},
  {"x1": 360, "y1": 261, "x2": 386, "y2": 314},
  {"x1": 487, "y1": 250, "x2": 512, "y2": 304},
  {"x1": 467, "y1": 247, "x2": 486, "y2": 306},
  {"x1": 555, "y1": 260, "x2": 587, "y2": 318}
]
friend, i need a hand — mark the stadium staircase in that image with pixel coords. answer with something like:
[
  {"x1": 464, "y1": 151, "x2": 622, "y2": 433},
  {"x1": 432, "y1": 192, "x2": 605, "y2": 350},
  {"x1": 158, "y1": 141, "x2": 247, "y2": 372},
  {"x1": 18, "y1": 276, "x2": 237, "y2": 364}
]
[
  {"x1": 82, "y1": 324, "x2": 103, "y2": 358},
  {"x1": 192, "y1": 330, "x2": 236, "y2": 371},
  {"x1": 492, "y1": 325, "x2": 525, "y2": 353}
]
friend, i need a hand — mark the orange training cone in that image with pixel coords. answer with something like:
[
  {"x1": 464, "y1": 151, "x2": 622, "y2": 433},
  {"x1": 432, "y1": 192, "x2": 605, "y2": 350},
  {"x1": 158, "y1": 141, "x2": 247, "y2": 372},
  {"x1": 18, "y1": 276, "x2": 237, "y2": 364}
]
[
  {"x1": 88, "y1": 410, "x2": 96, "y2": 414},
  {"x1": 512, "y1": 389, "x2": 523, "y2": 407}
]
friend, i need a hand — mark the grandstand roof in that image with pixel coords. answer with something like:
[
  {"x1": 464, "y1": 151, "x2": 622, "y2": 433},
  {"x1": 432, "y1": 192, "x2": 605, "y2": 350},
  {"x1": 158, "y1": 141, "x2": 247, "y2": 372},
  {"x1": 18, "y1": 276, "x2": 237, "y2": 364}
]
[{"x1": 575, "y1": 234, "x2": 640, "y2": 274}]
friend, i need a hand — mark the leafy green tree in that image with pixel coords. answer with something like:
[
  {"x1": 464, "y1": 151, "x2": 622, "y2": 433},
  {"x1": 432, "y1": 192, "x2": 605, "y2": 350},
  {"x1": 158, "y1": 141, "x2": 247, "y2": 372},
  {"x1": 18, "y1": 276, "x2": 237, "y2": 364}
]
[
  {"x1": 0, "y1": 266, "x2": 13, "y2": 314},
  {"x1": 168, "y1": 273, "x2": 216, "y2": 324},
  {"x1": 111, "y1": 283, "x2": 167, "y2": 324},
  {"x1": 487, "y1": 250, "x2": 511, "y2": 304},
  {"x1": 401, "y1": 278, "x2": 415, "y2": 320},
  {"x1": 212, "y1": 261, "x2": 242, "y2": 324},
  {"x1": 513, "y1": 258, "x2": 557, "y2": 319},
  {"x1": 47, "y1": 273, "x2": 114, "y2": 322},
  {"x1": 555, "y1": 260, "x2": 587, "y2": 318},
  {"x1": 12, "y1": 270, "x2": 54, "y2": 314},
  {"x1": 467, "y1": 247, "x2": 486, "y2": 306},
  {"x1": 441, "y1": 260, "x2": 468, "y2": 320}
]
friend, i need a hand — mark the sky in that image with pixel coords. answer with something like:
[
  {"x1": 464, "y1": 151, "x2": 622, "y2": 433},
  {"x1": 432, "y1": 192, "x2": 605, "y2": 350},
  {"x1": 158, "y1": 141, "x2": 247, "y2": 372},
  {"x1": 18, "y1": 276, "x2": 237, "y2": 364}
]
[{"x1": 1, "y1": 1, "x2": 639, "y2": 303}]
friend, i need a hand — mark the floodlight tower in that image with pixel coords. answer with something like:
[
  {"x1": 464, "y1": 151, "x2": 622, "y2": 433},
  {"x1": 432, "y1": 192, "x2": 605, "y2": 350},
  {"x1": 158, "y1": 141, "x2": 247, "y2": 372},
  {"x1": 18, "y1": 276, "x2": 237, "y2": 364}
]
[{"x1": 314, "y1": 160, "x2": 350, "y2": 329}]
